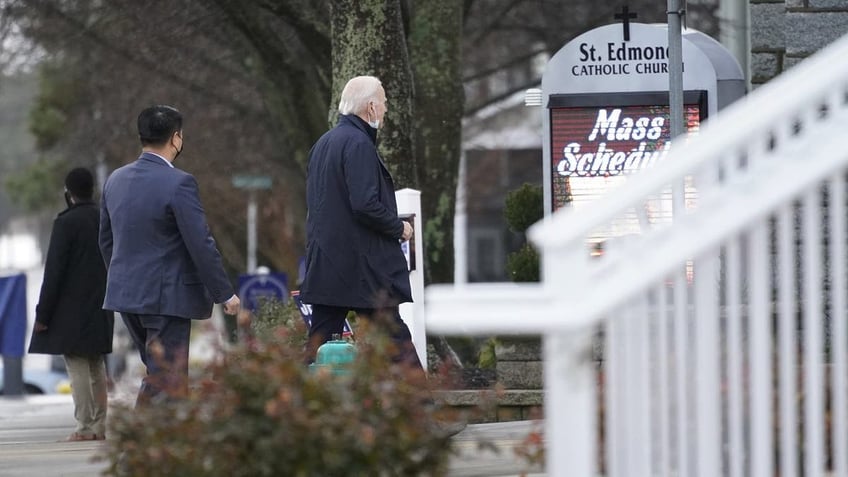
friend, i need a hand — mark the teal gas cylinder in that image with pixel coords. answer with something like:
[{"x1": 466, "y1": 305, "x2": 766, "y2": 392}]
[{"x1": 309, "y1": 334, "x2": 356, "y2": 376}]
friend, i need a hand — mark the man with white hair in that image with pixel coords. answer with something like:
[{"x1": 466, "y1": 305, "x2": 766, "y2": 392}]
[{"x1": 301, "y1": 75, "x2": 418, "y2": 367}]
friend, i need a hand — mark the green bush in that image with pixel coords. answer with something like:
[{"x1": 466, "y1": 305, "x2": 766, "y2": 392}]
[
  {"x1": 100, "y1": 308, "x2": 460, "y2": 476},
  {"x1": 504, "y1": 184, "x2": 542, "y2": 283},
  {"x1": 249, "y1": 299, "x2": 309, "y2": 347},
  {"x1": 504, "y1": 183, "x2": 543, "y2": 234},
  {"x1": 477, "y1": 337, "x2": 497, "y2": 369},
  {"x1": 507, "y1": 243, "x2": 540, "y2": 282}
]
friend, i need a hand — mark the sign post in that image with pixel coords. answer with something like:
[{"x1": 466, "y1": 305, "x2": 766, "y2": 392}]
[
  {"x1": 668, "y1": 0, "x2": 687, "y2": 216},
  {"x1": 395, "y1": 189, "x2": 426, "y2": 370},
  {"x1": 232, "y1": 175, "x2": 272, "y2": 273}
]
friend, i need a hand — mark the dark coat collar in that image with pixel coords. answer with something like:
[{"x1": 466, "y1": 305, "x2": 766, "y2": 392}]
[
  {"x1": 139, "y1": 151, "x2": 173, "y2": 167},
  {"x1": 58, "y1": 200, "x2": 95, "y2": 216},
  {"x1": 339, "y1": 114, "x2": 377, "y2": 144}
]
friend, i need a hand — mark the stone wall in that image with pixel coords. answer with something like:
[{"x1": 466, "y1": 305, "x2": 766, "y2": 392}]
[
  {"x1": 495, "y1": 337, "x2": 543, "y2": 390},
  {"x1": 751, "y1": 0, "x2": 848, "y2": 86},
  {"x1": 439, "y1": 336, "x2": 544, "y2": 423}
]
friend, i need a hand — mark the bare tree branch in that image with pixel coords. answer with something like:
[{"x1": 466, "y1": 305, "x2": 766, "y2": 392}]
[
  {"x1": 462, "y1": 46, "x2": 546, "y2": 83},
  {"x1": 464, "y1": 78, "x2": 538, "y2": 117},
  {"x1": 19, "y1": 0, "x2": 264, "y2": 118}
]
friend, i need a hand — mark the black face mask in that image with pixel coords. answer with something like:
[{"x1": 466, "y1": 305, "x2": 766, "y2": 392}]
[
  {"x1": 172, "y1": 133, "x2": 184, "y2": 161},
  {"x1": 64, "y1": 191, "x2": 73, "y2": 208}
]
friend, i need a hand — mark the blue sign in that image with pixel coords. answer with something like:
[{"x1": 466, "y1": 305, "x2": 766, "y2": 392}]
[
  {"x1": 0, "y1": 273, "x2": 27, "y2": 357},
  {"x1": 238, "y1": 272, "x2": 288, "y2": 312}
]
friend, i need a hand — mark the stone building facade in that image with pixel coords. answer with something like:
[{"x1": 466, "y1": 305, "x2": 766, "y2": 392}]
[{"x1": 751, "y1": 0, "x2": 848, "y2": 86}]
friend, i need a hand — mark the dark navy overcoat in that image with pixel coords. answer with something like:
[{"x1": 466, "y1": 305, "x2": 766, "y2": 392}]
[
  {"x1": 300, "y1": 114, "x2": 412, "y2": 308},
  {"x1": 29, "y1": 202, "x2": 114, "y2": 356}
]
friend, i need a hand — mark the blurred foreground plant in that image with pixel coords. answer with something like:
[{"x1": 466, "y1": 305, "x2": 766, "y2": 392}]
[{"x1": 100, "y1": 305, "x2": 461, "y2": 476}]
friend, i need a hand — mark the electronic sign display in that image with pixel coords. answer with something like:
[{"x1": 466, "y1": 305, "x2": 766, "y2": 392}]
[{"x1": 549, "y1": 91, "x2": 706, "y2": 243}]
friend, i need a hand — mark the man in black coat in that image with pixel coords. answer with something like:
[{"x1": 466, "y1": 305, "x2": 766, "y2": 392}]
[
  {"x1": 29, "y1": 167, "x2": 114, "y2": 441},
  {"x1": 301, "y1": 75, "x2": 418, "y2": 367}
]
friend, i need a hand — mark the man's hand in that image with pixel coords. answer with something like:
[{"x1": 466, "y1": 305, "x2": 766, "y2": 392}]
[
  {"x1": 223, "y1": 295, "x2": 241, "y2": 315},
  {"x1": 401, "y1": 221, "x2": 414, "y2": 241}
]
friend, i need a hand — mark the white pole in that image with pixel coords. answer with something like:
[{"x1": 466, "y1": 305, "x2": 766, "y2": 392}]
[
  {"x1": 545, "y1": 330, "x2": 595, "y2": 476},
  {"x1": 96, "y1": 152, "x2": 107, "y2": 194},
  {"x1": 454, "y1": 150, "x2": 468, "y2": 285},
  {"x1": 247, "y1": 191, "x2": 257, "y2": 273},
  {"x1": 395, "y1": 189, "x2": 427, "y2": 369}
]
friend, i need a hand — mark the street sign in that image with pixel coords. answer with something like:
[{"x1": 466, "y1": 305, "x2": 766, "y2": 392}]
[
  {"x1": 237, "y1": 271, "x2": 288, "y2": 312},
  {"x1": 232, "y1": 175, "x2": 272, "y2": 190}
]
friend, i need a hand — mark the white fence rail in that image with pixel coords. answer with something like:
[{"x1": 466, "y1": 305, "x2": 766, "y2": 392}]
[{"x1": 426, "y1": 32, "x2": 848, "y2": 477}]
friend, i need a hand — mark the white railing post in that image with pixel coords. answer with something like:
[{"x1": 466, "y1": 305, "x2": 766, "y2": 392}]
[
  {"x1": 777, "y1": 205, "x2": 799, "y2": 477},
  {"x1": 726, "y1": 237, "x2": 745, "y2": 477},
  {"x1": 395, "y1": 188, "x2": 427, "y2": 369},
  {"x1": 749, "y1": 219, "x2": 773, "y2": 477},
  {"x1": 635, "y1": 295, "x2": 653, "y2": 476},
  {"x1": 830, "y1": 175, "x2": 848, "y2": 476},
  {"x1": 673, "y1": 267, "x2": 690, "y2": 475},
  {"x1": 545, "y1": 329, "x2": 596, "y2": 477},
  {"x1": 605, "y1": 313, "x2": 622, "y2": 476},
  {"x1": 802, "y1": 189, "x2": 825, "y2": 477},
  {"x1": 694, "y1": 251, "x2": 721, "y2": 477},
  {"x1": 656, "y1": 284, "x2": 672, "y2": 476}
]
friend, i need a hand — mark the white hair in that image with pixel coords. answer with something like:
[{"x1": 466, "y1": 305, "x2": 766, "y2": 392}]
[{"x1": 338, "y1": 76, "x2": 382, "y2": 115}]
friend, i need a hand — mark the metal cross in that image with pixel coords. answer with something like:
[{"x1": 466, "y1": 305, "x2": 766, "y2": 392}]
[{"x1": 614, "y1": 5, "x2": 638, "y2": 42}]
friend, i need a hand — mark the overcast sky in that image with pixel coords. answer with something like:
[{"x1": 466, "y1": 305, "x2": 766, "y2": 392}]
[{"x1": 1, "y1": 20, "x2": 41, "y2": 75}]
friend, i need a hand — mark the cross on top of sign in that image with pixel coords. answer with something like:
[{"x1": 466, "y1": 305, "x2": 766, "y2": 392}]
[{"x1": 614, "y1": 5, "x2": 638, "y2": 42}]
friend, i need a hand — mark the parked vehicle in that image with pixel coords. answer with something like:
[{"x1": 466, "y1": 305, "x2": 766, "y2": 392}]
[{"x1": 0, "y1": 357, "x2": 71, "y2": 395}]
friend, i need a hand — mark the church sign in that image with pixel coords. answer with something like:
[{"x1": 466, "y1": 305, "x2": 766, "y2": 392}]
[{"x1": 541, "y1": 20, "x2": 745, "y2": 243}]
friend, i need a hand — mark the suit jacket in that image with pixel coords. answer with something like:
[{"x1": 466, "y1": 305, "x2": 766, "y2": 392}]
[
  {"x1": 29, "y1": 202, "x2": 114, "y2": 356},
  {"x1": 99, "y1": 153, "x2": 234, "y2": 319},
  {"x1": 300, "y1": 114, "x2": 412, "y2": 308}
]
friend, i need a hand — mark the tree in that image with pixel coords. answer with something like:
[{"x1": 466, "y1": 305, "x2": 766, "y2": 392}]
[
  {"x1": 409, "y1": 2, "x2": 464, "y2": 284},
  {"x1": 330, "y1": 0, "x2": 416, "y2": 185},
  {"x1": 210, "y1": 0, "x2": 465, "y2": 284},
  {"x1": 4, "y1": 0, "x2": 292, "y2": 274}
]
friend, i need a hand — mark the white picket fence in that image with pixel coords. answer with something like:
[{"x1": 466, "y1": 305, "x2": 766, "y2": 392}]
[{"x1": 426, "y1": 32, "x2": 848, "y2": 477}]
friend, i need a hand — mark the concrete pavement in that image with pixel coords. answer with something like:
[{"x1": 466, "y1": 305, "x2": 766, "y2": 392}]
[{"x1": 0, "y1": 394, "x2": 545, "y2": 477}]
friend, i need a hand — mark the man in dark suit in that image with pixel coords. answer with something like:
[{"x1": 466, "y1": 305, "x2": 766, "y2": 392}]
[
  {"x1": 30, "y1": 167, "x2": 114, "y2": 441},
  {"x1": 301, "y1": 76, "x2": 418, "y2": 367},
  {"x1": 99, "y1": 105, "x2": 240, "y2": 406}
]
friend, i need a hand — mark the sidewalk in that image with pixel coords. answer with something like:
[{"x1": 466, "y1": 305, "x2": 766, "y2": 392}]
[{"x1": 0, "y1": 394, "x2": 545, "y2": 477}]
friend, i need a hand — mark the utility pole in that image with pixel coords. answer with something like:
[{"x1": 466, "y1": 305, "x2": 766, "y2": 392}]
[
  {"x1": 247, "y1": 190, "x2": 258, "y2": 273},
  {"x1": 668, "y1": 0, "x2": 686, "y2": 215},
  {"x1": 96, "y1": 152, "x2": 107, "y2": 194},
  {"x1": 232, "y1": 174, "x2": 272, "y2": 274},
  {"x1": 668, "y1": 0, "x2": 685, "y2": 141}
]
